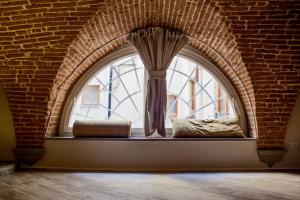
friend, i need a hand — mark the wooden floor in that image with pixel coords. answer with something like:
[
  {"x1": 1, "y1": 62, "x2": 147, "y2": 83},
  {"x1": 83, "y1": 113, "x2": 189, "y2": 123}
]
[{"x1": 0, "y1": 171, "x2": 300, "y2": 200}]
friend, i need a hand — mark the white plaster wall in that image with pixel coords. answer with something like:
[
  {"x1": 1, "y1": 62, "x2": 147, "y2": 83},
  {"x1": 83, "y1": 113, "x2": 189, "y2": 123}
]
[
  {"x1": 0, "y1": 85, "x2": 15, "y2": 161},
  {"x1": 276, "y1": 95, "x2": 300, "y2": 168}
]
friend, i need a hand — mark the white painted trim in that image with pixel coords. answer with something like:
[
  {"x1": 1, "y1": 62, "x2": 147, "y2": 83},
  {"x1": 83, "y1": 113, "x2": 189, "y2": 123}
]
[{"x1": 58, "y1": 44, "x2": 249, "y2": 137}]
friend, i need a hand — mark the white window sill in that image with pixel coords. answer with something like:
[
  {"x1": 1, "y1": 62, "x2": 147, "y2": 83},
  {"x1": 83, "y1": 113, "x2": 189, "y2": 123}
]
[{"x1": 46, "y1": 136, "x2": 255, "y2": 141}]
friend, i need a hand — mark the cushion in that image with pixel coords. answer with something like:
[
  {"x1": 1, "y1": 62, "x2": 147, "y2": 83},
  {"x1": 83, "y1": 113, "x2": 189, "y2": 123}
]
[
  {"x1": 172, "y1": 117, "x2": 245, "y2": 138},
  {"x1": 73, "y1": 120, "x2": 131, "y2": 138}
]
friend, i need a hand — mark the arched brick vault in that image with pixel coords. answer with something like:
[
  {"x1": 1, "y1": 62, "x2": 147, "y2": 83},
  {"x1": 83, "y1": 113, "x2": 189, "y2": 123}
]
[
  {"x1": 0, "y1": 0, "x2": 299, "y2": 149},
  {"x1": 47, "y1": 0, "x2": 257, "y2": 139}
]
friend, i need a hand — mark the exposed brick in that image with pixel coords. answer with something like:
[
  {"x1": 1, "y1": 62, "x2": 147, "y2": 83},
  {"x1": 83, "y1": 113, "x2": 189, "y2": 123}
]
[{"x1": 0, "y1": 0, "x2": 299, "y2": 150}]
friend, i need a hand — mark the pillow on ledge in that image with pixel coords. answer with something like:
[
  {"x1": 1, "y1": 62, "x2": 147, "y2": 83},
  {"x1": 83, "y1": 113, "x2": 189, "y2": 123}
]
[
  {"x1": 73, "y1": 120, "x2": 131, "y2": 138},
  {"x1": 172, "y1": 117, "x2": 245, "y2": 138}
]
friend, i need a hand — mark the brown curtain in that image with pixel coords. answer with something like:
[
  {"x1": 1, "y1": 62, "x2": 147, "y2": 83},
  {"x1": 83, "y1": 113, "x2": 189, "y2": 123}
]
[{"x1": 129, "y1": 27, "x2": 188, "y2": 136}]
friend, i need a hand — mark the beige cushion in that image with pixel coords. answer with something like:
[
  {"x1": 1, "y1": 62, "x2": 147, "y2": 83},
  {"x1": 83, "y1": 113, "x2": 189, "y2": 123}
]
[
  {"x1": 73, "y1": 120, "x2": 131, "y2": 138},
  {"x1": 172, "y1": 117, "x2": 245, "y2": 138}
]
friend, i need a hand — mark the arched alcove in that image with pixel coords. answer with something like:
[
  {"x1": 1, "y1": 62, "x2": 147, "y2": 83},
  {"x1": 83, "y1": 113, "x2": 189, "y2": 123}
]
[
  {"x1": 47, "y1": 33, "x2": 256, "y2": 138},
  {"x1": 0, "y1": 0, "x2": 298, "y2": 166}
]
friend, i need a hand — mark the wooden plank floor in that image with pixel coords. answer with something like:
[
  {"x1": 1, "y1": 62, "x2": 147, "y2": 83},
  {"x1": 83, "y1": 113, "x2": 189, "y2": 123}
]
[{"x1": 0, "y1": 171, "x2": 300, "y2": 200}]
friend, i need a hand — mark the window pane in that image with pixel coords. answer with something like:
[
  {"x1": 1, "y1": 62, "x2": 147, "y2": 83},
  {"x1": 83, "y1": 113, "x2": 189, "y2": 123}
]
[{"x1": 81, "y1": 85, "x2": 100, "y2": 105}]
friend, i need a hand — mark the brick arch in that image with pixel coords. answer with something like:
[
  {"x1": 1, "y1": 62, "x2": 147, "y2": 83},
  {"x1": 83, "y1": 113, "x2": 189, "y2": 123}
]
[{"x1": 47, "y1": 0, "x2": 257, "y2": 139}]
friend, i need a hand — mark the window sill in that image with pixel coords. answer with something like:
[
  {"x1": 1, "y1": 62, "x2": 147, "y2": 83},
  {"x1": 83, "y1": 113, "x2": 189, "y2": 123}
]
[{"x1": 46, "y1": 136, "x2": 255, "y2": 141}]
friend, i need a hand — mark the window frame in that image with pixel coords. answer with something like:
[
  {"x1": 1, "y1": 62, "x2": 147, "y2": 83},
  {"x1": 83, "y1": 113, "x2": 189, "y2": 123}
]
[
  {"x1": 189, "y1": 80, "x2": 196, "y2": 114},
  {"x1": 59, "y1": 44, "x2": 248, "y2": 137}
]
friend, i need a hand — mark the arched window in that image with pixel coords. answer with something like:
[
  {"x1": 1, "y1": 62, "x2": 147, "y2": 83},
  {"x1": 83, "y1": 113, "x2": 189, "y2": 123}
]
[{"x1": 60, "y1": 46, "x2": 247, "y2": 136}]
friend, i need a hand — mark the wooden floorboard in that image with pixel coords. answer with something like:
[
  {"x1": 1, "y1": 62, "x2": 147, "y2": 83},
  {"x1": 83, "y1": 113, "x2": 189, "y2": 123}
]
[{"x1": 0, "y1": 171, "x2": 300, "y2": 200}]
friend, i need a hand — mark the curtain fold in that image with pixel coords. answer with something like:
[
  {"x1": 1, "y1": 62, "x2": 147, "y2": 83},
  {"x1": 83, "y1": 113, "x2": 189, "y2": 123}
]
[{"x1": 129, "y1": 27, "x2": 188, "y2": 136}]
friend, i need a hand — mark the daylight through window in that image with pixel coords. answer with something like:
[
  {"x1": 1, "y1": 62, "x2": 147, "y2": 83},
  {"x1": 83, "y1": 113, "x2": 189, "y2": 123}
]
[{"x1": 68, "y1": 55, "x2": 236, "y2": 132}]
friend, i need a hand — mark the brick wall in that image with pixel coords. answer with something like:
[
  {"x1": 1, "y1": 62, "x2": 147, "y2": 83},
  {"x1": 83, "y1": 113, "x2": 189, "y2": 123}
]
[
  {"x1": 0, "y1": 0, "x2": 299, "y2": 149},
  {"x1": 218, "y1": 0, "x2": 300, "y2": 148},
  {"x1": 0, "y1": 0, "x2": 104, "y2": 147}
]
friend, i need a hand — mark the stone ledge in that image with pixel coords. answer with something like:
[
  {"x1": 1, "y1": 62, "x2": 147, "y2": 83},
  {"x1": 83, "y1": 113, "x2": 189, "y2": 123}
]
[
  {"x1": 257, "y1": 149, "x2": 287, "y2": 168},
  {"x1": 13, "y1": 147, "x2": 45, "y2": 167}
]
